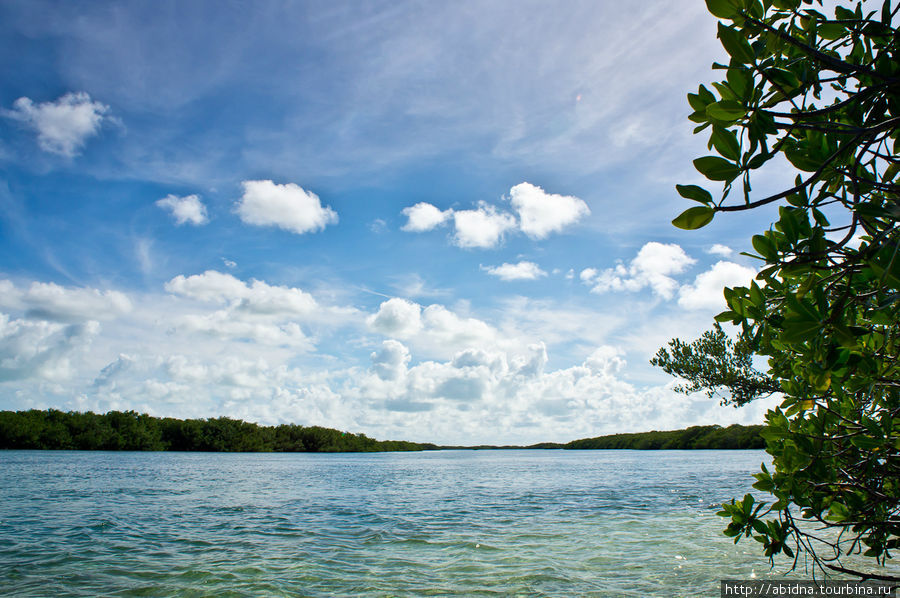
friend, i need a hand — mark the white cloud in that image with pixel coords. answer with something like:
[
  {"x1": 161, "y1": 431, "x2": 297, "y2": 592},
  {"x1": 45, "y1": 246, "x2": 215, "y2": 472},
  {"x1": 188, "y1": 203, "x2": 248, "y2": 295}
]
[
  {"x1": 165, "y1": 270, "x2": 250, "y2": 304},
  {"x1": 366, "y1": 298, "x2": 423, "y2": 339},
  {"x1": 482, "y1": 261, "x2": 547, "y2": 281},
  {"x1": 586, "y1": 242, "x2": 695, "y2": 299},
  {"x1": 3, "y1": 92, "x2": 110, "y2": 157},
  {"x1": 156, "y1": 194, "x2": 209, "y2": 226},
  {"x1": 401, "y1": 202, "x2": 452, "y2": 232},
  {"x1": 421, "y1": 304, "x2": 498, "y2": 352},
  {"x1": 452, "y1": 203, "x2": 516, "y2": 249},
  {"x1": 367, "y1": 298, "x2": 503, "y2": 360},
  {"x1": 509, "y1": 182, "x2": 590, "y2": 239},
  {"x1": 165, "y1": 270, "x2": 349, "y2": 319},
  {"x1": 371, "y1": 340, "x2": 410, "y2": 381},
  {"x1": 235, "y1": 180, "x2": 338, "y2": 235},
  {"x1": 579, "y1": 268, "x2": 598, "y2": 282},
  {"x1": 0, "y1": 314, "x2": 99, "y2": 382},
  {"x1": 163, "y1": 271, "x2": 354, "y2": 349},
  {"x1": 678, "y1": 261, "x2": 757, "y2": 311},
  {"x1": 584, "y1": 345, "x2": 626, "y2": 376},
  {"x1": 0, "y1": 280, "x2": 132, "y2": 323},
  {"x1": 399, "y1": 183, "x2": 587, "y2": 249},
  {"x1": 179, "y1": 311, "x2": 312, "y2": 348},
  {"x1": 707, "y1": 244, "x2": 733, "y2": 257}
]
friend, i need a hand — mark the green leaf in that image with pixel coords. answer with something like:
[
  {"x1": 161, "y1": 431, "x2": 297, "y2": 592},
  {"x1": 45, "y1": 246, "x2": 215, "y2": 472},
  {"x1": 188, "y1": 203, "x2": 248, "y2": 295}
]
[
  {"x1": 826, "y1": 502, "x2": 850, "y2": 522},
  {"x1": 751, "y1": 234, "x2": 776, "y2": 260},
  {"x1": 779, "y1": 318, "x2": 821, "y2": 344},
  {"x1": 718, "y1": 23, "x2": 755, "y2": 63},
  {"x1": 676, "y1": 184, "x2": 713, "y2": 204},
  {"x1": 673, "y1": 206, "x2": 715, "y2": 230},
  {"x1": 706, "y1": 0, "x2": 740, "y2": 19},
  {"x1": 694, "y1": 156, "x2": 741, "y2": 181},
  {"x1": 764, "y1": 67, "x2": 801, "y2": 91},
  {"x1": 785, "y1": 147, "x2": 820, "y2": 172},
  {"x1": 687, "y1": 93, "x2": 708, "y2": 113},
  {"x1": 706, "y1": 100, "x2": 747, "y2": 122},
  {"x1": 817, "y1": 22, "x2": 845, "y2": 40},
  {"x1": 726, "y1": 68, "x2": 752, "y2": 97},
  {"x1": 850, "y1": 435, "x2": 882, "y2": 451},
  {"x1": 711, "y1": 126, "x2": 741, "y2": 161}
]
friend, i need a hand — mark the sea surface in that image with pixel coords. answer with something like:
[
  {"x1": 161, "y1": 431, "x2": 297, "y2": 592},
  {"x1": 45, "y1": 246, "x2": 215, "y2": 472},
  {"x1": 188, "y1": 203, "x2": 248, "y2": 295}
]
[{"x1": 0, "y1": 449, "x2": 797, "y2": 596}]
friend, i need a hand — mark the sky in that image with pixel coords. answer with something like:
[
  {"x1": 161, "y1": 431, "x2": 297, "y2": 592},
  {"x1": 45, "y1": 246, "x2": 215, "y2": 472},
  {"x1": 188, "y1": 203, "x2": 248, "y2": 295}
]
[{"x1": 0, "y1": 0, "x2": 784, "y2": 444}]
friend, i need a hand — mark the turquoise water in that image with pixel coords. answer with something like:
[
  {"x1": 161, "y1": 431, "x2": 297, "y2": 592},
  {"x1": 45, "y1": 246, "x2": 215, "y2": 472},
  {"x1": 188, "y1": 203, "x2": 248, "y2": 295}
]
[{"x1": 0, "y1": 449, "x2": 786, "y2": 596}]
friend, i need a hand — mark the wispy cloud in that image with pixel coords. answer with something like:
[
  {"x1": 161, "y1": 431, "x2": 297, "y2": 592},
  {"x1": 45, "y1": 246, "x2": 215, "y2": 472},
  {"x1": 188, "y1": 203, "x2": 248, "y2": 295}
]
[{"x1": 3, "y1": 92, "x2": 110, "y2": 157}]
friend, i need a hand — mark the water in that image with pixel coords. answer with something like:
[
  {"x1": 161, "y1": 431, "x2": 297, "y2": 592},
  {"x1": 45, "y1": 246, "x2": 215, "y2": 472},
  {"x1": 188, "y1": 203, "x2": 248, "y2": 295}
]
[{"x1": 0, "y1": 449, "x2": 788, "y2": 596}]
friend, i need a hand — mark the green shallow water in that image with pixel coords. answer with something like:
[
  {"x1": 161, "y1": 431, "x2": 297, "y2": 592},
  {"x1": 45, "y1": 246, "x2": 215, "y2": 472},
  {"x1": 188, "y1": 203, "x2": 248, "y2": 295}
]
[{"x1": 1, "y1": 449, "x2": 794, "y2": 596}]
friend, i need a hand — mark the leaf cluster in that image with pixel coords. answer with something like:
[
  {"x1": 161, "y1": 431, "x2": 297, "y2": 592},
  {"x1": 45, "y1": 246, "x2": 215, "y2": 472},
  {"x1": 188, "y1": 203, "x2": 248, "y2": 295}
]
[
  {"x1": 651, "y1": 323, "x2": 780, "y2": 406},
  {"x1": 666, "y1": 0, "x2": 900, "y2": 581}
]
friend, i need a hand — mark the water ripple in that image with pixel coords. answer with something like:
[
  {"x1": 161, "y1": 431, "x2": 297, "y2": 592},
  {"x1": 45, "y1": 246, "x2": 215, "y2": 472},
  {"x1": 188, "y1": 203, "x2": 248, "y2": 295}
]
[{"x1": 0, "y1": 449, "x2": 833, "y2": 596}]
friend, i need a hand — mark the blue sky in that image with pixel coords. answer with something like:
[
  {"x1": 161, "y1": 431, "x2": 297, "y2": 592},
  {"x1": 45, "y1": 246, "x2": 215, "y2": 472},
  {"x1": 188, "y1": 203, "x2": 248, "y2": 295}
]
[{"x1": 0, "y1": 0, "x2": 781, "y2": 444}]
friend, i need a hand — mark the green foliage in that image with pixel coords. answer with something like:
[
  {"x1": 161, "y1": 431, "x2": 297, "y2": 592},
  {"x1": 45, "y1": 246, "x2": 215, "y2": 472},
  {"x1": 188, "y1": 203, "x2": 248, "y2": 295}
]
[
  {"x1": 564, "y1": 424, "x2": 766, "y2": 450},
  {"x1": 0, "y1": 410, "x2": 434, "y2": 453},
  {"x1": 668, "y1": 0, "x2": 900, "y2": 581},
  {"x1": 651, "y1": 323, "x2": 781, "y2": 405}
]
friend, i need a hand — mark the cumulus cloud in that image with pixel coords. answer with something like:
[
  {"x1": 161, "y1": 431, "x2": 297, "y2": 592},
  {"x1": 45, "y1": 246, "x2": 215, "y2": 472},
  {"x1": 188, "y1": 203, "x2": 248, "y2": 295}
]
[
  {"x1": 583, "y1": 242, "x2": 695, "y2": 299},
  {"x1": 0, "y1": 280, "x2": 132, "y2": 322},
  {"x1": 166, "y1": 270, "x2": 326, "y2": 318},
  {"x1": 421, "y1": 304, "x2": 498, "y2": 351},
  {"x1": 707, "y1": 244, "x2": 733, "y2": 257},
  {"x1": 3, "y1": 92, "x2": 110, "y2": 156},
  {"x1": 678, "y1": 261, "x2": 757, "y2": 310},
  {"x1": 509, "y1": 182, "x2": 590, "y2": 239},
  {"x1": 0, "y1": 314, "x2": 99, "y2": 382},
  {"x1": 401, "y1": 202, "x2": 452, "y2": 232},
  {"x1": 165, "y1": 270, "x2": 251, "y2": 304},
  {"x1": 180, "y1": 311, "x2": 312, "y2": 348},
  {"x1": 164, "y1": 271, "x2": 353, "y2": 348},
  {"x1": 235, "y1": 180, "x2": 338, "y2": 235},
  {"x1": 367, "y1": 298, "x2": 502, "y2": 359},
  {"x1": 398, "y1": 183, "x2": 584, "y2": 249},
  {"x1": 156, "y1": 194, "x2": 209, "y2": 226},
  {"x1": 579, "y1": 268, "x2": 598, "y2": 282},
  {"x1": 452, "y1": 203, "x2": 516, "y2": 249},
  {"x1": 371, "y1": 340, "x2": 411, "y2": 381},
  {"x1": 92, "y1": 354, "x2": 135, "y2": 388},
  {"x1": 366, "y1": 298, "x2": 423, "y2": 339},
  {"x1": 482, "y1": 261, "x2": 547, "y2": 281},
  {"x1": 584, "y1": 345, "x2": 626, "y2": 376}
]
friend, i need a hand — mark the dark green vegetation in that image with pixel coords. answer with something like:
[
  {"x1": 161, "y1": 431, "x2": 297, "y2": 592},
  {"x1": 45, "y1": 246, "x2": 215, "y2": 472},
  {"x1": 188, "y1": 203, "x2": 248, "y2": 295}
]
[
  {"x1": 652, "y1": 323, "x2": 780, "y2": 406},
  {"x1": 0, "y1": 409, "x2": 765, "y2": 452},
  {"x1": 662, "y1": 0, "x2": 898, "y2": 581},
  {"x1": 0, "y1": 410, "x2": 435, "y2": 452},
  {"x1": 563, "y1": 424, "x2": 765, "y2": 450}
]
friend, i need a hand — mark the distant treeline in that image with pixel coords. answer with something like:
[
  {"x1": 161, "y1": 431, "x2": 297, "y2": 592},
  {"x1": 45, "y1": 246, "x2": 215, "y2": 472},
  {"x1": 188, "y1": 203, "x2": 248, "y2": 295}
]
[
  {"x1": 441, "y1": 424, "x2": 764, "y2": 451},
  {"x1": 559, "y1": 424, "x2": 765, "y2": 450},
  {"x1": 0, "y1": 410, "x2": 765, "y2": 452},
  {"x1": 0, "y1": 409, "x2": 437, "y2": 452}
]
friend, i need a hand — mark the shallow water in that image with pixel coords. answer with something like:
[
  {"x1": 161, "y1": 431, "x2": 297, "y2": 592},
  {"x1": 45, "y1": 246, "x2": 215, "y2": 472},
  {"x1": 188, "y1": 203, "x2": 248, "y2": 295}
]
[{"x1": 1, "y1": 449, "x2": 795, "y2": 596}]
